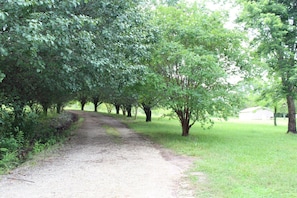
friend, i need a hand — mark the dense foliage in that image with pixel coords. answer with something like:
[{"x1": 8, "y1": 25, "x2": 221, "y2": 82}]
[{"x1": 0, "y1": 111, "x2": 77, "y2": 173}]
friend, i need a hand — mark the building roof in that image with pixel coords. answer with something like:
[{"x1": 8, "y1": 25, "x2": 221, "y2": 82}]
[{"x1": 239, "y1": 107, "x2": 272, "y2": 113}]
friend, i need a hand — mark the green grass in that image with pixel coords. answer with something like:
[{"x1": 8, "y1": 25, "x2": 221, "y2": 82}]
[
  {"x1": 120, "y1": 116, "x2": 297, "y2": 198},
  {"x1": 102, "y1": 124, "x2": 122, "y2": 143}
]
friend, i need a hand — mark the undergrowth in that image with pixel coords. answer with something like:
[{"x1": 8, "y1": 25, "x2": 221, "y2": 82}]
[{"x1": 0, "y1": 111, "x2": 78, "y2": 174}]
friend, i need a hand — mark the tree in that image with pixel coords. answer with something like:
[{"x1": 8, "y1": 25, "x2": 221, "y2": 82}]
[
  {"x1": 256, "y1": 74, "x2": 286, "y2": 126},
  {"x1": 151, "y1": 3, "x2": 247, "y2": 136},
  {"x1": 238, "y1": 0, "x2": 297, "y2": 133},
  {"x1": 133, "y1": 70, "x2": 166, "y2": 122},
  {"x1": 75, "y1": 0, "x2": 156, "y2": 115},
  {"x1": 77, "y1": 93, "x2": 89, "y2": 111},
  {"x1": 0, "y1": 0, "x2": 98, "y2": 114}
]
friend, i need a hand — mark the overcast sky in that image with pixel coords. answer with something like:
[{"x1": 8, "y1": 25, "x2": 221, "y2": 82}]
[{"x1": 187, "y1": 0, "x2": 240, "y2": 29}]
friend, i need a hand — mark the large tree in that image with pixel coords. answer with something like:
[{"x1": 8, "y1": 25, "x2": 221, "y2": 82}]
[
  {"x1": 137, "y1": 71, "x2": 166, "y2": 122},
  {"x1": 238, "y1": 0, "x2": 297, "y2": 133},
  {"x1": 151, "y1": 3, "x2": 247, "y2": 136}
]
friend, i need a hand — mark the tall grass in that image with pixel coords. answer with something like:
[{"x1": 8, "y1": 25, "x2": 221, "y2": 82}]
[{"x1": 122, "y1": 116, "x2": 297, "y2": 198}]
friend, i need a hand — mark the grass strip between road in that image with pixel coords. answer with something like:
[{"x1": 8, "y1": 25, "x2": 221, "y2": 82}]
[{"x1": 102, "y1": 124, "x2": 122, "y2": 144}]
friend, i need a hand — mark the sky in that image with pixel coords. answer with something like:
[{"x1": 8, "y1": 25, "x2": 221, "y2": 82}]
[{"x1": 187, "y1": 0, "x2": 241, "y2": 29}]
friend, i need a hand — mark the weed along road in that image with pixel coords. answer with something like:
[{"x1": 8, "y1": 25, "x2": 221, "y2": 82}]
[{"x1": 0, "y1": 111, "x2": 194, "y2": 198}]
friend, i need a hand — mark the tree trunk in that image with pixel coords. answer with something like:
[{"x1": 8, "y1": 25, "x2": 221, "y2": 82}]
[
  {"x1": 274, "y1": 106, "x2": 277, "y2": 126},
  {"x1": 80, "y1": 99, "x2": 87, "y2": 111},
  {"x1": 126, "y1": 105, "x2": 132, "y2": 117},
  {"x1": 286, "y1": 95, "x2": 296, "y2": 133},
  {"x1": 134, "y1": 105, "x2": 138, "y2": 120},
  {"x1": 105, "y1": 103, "x2": 113, "y2": 114},
  {"x1": 92, "y1": 97, "x2": 100, "y2": 112},
  {"x1": 115, "y1": 104, "x2": 120, "y2": 114},
  {"x1": 79, "y1": 96, "x2": 88, "y2": 111},
  {"x1": 175, "y1": 108, "x2": 191, "y2": 136},
  {"x1": 40, "y1": 101, "x2": 50, "y2": 116},
  {"x1": 56, "y1": 103, "x2": 62, "y2": 114},
  {"x1": 42, "y1": 105, "x2": 48, "y2": 116},
  {"x1": 122, "y1": 108, "x2": 126, "y2": 116},
  {"x1": 181, "y1": 119, "x2": 190, "y2": 136},
  {"x1": 143, "y1": 104, "x2": 152, "y2": 122}
]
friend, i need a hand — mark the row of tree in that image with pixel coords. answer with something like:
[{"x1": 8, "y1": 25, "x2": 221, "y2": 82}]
[{"x1": 1, "y1": 0, "x2": 297, "y2": 136}]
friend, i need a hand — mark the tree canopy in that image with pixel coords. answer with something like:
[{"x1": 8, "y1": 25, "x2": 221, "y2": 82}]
[
  {"x1": 0, "y1": 0, "x2": 151, "y2": 113},
  {"x1": 149, "y1": 3, "x2": 248, "y2": 136}
]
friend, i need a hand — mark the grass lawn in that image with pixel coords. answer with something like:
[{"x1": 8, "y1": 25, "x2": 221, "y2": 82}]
[{"x1": 120, "y1": 115, "x2": 297, "y2": 198}]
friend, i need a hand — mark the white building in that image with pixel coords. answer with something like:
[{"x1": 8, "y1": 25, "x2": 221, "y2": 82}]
[{"x1": 239, "y1": 107, "x2": 273, "y2": 120}]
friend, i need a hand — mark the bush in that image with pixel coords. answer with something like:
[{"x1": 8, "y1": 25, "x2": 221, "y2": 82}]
[
  {"x1": 0, "y1": 137, "x2": 19, "y2": 157},
  {"x1": 0, "y1": 108, "x2": 78, "y2": 174},
  {"x1": 0, "y1": 109, "x2": 14, "y2": 138},
  {"x1": 0, "y1": 137, "x2": 20, "y2": 173},
  {"x1": 0, "y1": 152, "x2": 18, "y2": 173}
]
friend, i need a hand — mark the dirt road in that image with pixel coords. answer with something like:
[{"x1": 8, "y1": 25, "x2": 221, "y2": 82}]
[{"x1": 0, "y1": 111, "x2": 194, "y2": 198}]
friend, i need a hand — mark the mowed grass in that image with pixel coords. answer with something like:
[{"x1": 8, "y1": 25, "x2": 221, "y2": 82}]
[{"x1": 122, "y1": 116, "x2": 297, "y2": 198}]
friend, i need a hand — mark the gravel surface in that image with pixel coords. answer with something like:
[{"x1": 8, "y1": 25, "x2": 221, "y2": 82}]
[{"x1": 0, "y1": 111, "x2": 195, "y2": 198}]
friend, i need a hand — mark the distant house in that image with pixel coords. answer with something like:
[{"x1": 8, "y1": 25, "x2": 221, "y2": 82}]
[{"x1": 239, "y1": 107, "x2": 273, "y2": 120}]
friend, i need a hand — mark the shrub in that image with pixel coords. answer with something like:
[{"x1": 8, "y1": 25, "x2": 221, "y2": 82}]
[
  {"x1": 0, "y1": 108, "x2": 78, "y2": 174},
  {"x1": 0, "y1": 137, "x2": 19, "y2": 159},
  {"x1": 0, "y1": 152, "x2": 18, "y2": 173}
]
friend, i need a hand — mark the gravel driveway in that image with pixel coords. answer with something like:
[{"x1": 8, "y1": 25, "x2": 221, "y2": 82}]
[{"x1": 0, "y1": 111, "x2": 194, "y2": 198}]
